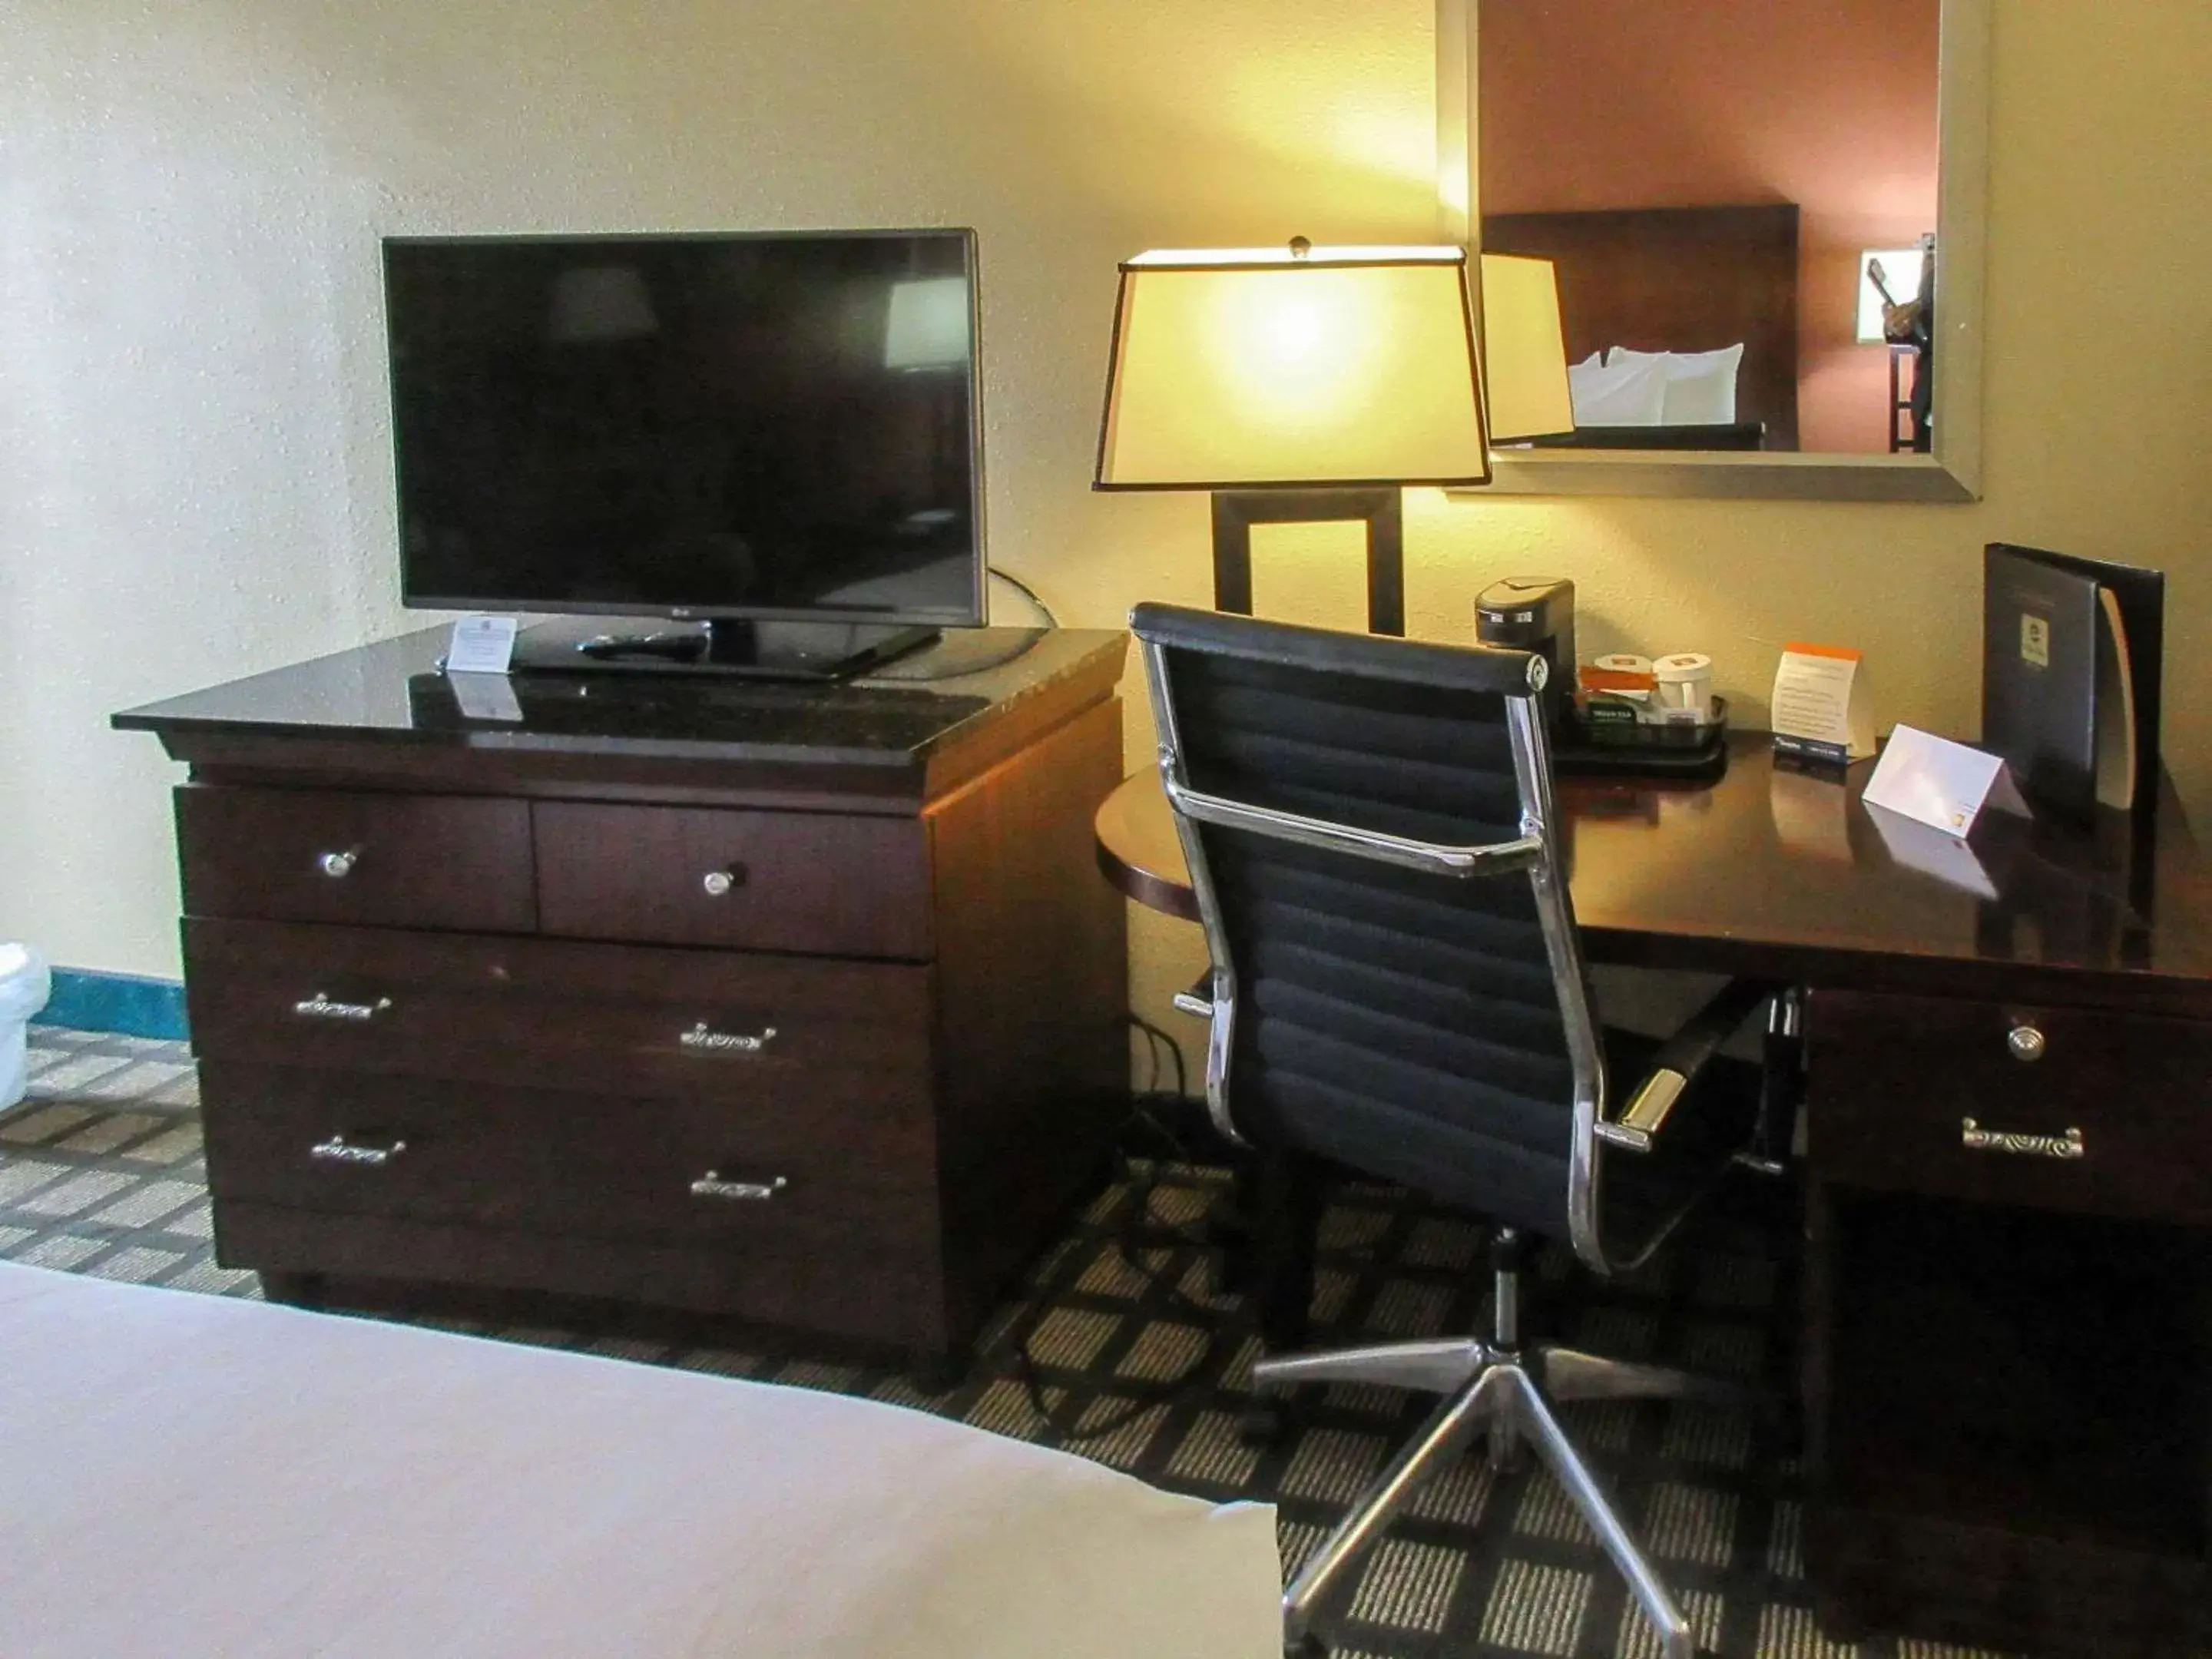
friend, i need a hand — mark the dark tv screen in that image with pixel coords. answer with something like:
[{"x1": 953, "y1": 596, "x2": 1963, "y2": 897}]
[{"x1": 385, "y1": 230, "x2": 984, "y2": 625}]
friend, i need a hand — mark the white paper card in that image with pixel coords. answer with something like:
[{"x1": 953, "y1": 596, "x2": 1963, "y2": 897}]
[
  {"x1": 1865, "y1": 802, "x2": 1999, "y2": 900},
  {"x1": 1769, "y1": 644, "x2": 1876, "y2": 762},
  {"x1": 448, "y1": 671, "x2": 524, "y2": 723},
  {"x1": 1862, "y1": 724, "x2": 2032, "y2": 837},
  {"x1": 446, "y1": 614, "x2": 518, "y2": 675}
]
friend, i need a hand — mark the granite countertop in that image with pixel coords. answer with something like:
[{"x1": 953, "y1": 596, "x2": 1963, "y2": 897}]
[{"x1": 114, "y1": 621, "x2": 1128, "y2": 769}]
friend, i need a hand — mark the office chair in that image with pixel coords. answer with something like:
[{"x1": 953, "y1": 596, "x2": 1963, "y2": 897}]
[{"x1": 1131, "y1": 603, "x2": 1780, "y2": 1659}]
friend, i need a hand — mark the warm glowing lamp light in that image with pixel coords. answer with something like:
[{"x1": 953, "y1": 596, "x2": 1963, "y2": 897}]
[
  {"x1": 1094, "y1": 241, "x2": 1490, "y2": 635},
  {"x1": 1479, "y1": 253, "x2": 1574, "y2": 443}
]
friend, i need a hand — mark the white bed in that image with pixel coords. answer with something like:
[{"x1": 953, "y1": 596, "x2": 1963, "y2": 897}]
[{"x1": 0, "y1": 1263, "x2": 1281, "y2": 1658}]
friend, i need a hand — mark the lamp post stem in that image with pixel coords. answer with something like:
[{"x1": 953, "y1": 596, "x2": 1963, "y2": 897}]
[{"x1": 1209, "y1": 488, "x2": 1406, "y2": 637}]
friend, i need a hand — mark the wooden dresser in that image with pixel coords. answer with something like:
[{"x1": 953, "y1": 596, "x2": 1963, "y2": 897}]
[{"x1": 117, "y1": 624, "x2": 1129, "y2": 1375}]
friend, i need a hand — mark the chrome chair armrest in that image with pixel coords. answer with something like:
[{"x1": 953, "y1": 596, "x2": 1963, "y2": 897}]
[
  {"x1": 1596, "y1": 979, "x2": 1783, "y2": 1154},
  {"x1": 1172, "y1": 972, "x2": 1215, "y2": 1020}
]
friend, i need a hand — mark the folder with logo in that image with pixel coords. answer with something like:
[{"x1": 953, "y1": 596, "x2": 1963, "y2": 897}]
[{"x1": 1980, "y1": 544, "x2": 2163, "y2": 825}]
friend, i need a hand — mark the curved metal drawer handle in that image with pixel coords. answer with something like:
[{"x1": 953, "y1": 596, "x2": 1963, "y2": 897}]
[
  {"x1": 690, "y1": 1171, "x2": 788, "y2": 1203},
  {"x1": 1961, "y1": 1118, "x2": 2085, "y2": 1161},
  {"x1": 294, "y1": 992, "x2": 394, "y2": 1023},
  {"x1": 310, "y1": 1134, "x2": 408, "y2": 1168},
  {"x1": 678, "y1": 1021, "x2": 777, "y2": 1055}
]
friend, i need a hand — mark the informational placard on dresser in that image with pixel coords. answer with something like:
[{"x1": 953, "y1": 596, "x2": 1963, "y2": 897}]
[
  {"x1": 1770, "y1": 642, "x2": 1876, "y2": 763},
  {"x1": 445, "y1": 614, "x2": 518, "y2": 675}
]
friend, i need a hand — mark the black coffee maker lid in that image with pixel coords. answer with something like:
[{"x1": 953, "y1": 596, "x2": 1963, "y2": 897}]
[
  {"x1": 1478, "y1": 576, "x2": 1572, "y2": 607},
  {"x1": 1477, "y1": 576, "x2": 1574, "y2": 623}
]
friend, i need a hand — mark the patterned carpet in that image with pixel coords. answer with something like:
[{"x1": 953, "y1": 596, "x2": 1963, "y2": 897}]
[{"x1": 2, "y1": 1024, "x2": 2010, "y2": 1659}]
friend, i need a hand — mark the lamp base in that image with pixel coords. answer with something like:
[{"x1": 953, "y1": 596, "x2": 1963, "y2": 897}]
[{"x1": 1210, "y1": 488, "x2": 1405, "y2": 636}]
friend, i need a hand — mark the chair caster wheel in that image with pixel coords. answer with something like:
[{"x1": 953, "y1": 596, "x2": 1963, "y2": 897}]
[{"x1": 1239, "y1": 1396, "x2": 1298, "y2": 1447}]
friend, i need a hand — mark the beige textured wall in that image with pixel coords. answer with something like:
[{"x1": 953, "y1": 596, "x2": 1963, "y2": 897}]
[{"x1": 4, "y1": 3, "x2": 2210, "y2": 1073}]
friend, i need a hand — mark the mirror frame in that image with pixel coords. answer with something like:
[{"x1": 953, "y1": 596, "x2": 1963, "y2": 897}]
[{"x1": 1438, "y1": 0, "x2": 1989, "y2": 502}]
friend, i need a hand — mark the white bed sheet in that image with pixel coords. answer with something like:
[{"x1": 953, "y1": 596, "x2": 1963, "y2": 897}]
[{"x1": 0, "y1": 1263, "x2": 1280, "y2": 1658}]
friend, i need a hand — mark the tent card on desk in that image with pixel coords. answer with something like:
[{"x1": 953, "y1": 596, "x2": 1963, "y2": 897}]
[
  {"x1": 1863, "y1": 724, "x2": 2032, "y2": 836},
  {"x1": 1864, "y1": 800, "x2": 2004, "y2": 899},
  {"x1": 1770, "y1": 643, "x2": 1876, "y2": 764},
  {"x1": 1862, "y1": 727, "x2": 2032, "y2": 900}
]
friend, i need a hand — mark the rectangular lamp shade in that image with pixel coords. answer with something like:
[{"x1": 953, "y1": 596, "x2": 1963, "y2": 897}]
[
  {"x1": 1094, "y1": 245, "x2": 1491, "y2": 489},
  {"x1": 1479, "y1": 253, "x2": 1575, "y2": 442}
]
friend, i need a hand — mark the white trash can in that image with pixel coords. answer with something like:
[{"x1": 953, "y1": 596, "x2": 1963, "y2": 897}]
[{"x1": 0, "y1": 944, "x2": 51, "y2": 1111}]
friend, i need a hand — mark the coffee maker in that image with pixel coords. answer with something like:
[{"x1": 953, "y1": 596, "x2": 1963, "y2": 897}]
[{"x1": 1475, "y1": 577, "x2": 1576, "y2": 731}]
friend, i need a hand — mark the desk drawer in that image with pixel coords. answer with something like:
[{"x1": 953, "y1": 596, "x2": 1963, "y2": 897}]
[
  {"x1": 534, "y1": 803, "x2": 931, "y2": 959},
  {"x1": 1806, "y1": 992, "x2": 2212, "y2": 1224},
  {"x1": 199, "y1": 1061, "x2": 939, "y2": 1250},
  {"x1": 183, "y1": 920, "x2": 935, "y2": 1124},
  {"x1": 178, "y1": 786, "x2": 535, "y2": 933}
]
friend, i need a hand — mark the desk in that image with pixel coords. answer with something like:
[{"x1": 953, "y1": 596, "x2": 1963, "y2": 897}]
[{"x1": 1097, "y1": 734, "x2": 2212, "y2": 1657}]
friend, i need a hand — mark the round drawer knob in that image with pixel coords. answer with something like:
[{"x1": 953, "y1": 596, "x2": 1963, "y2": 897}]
[
  {"x1": 317, "y1": 849, "x2": 358, "y2": 880},
  {"x1": 2007, "y1": 1024, "x2": 2048, "y2": 1063},
  {"x1": 702, "y1": 869, "x2": 738, "y2": 898}
]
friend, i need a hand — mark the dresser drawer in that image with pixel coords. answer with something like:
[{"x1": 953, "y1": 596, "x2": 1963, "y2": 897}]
[
  {"x1": 199, "y1": 1061, "x2": 940, "y2": 1252},
  {"x1": 177, "y1": 786, "x2": 535, "y2": 933},
  {"x1": 214, "y1": 1202, "x2": 949, "y2": 1353},
  {"x1": 533, "y1": 803, "x2": 931, "y2": 959},
  {"x1": 182, "y1": 920, "x2": 935, "y2": 1123},
  {"x1": 1806, "y1": 992, "x2": 2212, "y2": 1224}
]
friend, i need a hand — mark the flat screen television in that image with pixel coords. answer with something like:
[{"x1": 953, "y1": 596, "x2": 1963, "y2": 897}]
[{"x1": 383, "y1": 228, "x2": 985, "y2": 677}]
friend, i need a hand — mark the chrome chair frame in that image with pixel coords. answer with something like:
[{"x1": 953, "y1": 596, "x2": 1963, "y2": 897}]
[{"x1": 1139, "y1": 631, "x2": 1768, "y2": 1659}]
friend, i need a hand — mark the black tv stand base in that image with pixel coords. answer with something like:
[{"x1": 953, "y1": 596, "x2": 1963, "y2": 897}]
[{"x1": 515, "y1": 618, "x2": 942, "y2": 682}]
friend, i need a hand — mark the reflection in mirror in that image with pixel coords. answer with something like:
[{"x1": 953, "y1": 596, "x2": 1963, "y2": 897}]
[{"x1": 1479, "y1": 0, "x2": 1939, "y2": 458}]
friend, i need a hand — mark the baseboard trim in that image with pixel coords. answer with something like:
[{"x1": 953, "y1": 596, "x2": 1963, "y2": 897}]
[{"x1": 34, "y1": 970, "x2": 189, "y2": 1041}]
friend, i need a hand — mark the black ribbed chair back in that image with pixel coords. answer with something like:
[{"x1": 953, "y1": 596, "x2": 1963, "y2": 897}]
[{"x1": 1132, "y1": 603, "x2": 1600, "y2": 1250}]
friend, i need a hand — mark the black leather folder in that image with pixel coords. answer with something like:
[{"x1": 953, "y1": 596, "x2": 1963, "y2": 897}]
[{"x1": 1981, "y1": 543, "x2": 2164, "y2": 825}]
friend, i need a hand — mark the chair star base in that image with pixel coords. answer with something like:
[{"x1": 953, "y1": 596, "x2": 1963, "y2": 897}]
[{"x1": 1256, "y1": 1247, "x2": 1740, "y2": 1659}]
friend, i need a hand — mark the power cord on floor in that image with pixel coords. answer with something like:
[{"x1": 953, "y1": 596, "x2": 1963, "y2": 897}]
[{"x1": 1007, "y1": 1015, "x2": 1245, "y2": 1441}]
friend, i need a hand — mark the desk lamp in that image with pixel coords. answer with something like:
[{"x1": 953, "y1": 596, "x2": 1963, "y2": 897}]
[
  {"x1": 1478, "y1": 252, "x2": 1575, "y2": 444},
  {"x1": 1094, "y1": 240, "x2": 1492, "y2": 635}
]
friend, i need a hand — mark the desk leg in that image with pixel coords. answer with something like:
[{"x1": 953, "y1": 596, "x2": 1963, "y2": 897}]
[{"x1": 1749, "y1": 987, "x2": 1806, "y2": 1173}]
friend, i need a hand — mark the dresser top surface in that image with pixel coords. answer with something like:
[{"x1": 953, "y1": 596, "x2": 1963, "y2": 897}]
[{"x1": 114, "y1": 623, "x2": 1127, "y2": 770}]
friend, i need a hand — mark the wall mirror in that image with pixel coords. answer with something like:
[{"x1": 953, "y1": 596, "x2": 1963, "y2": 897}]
[{"x1": 1437, "y1": 0, "x2": 1988, "y2": 501}]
